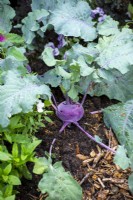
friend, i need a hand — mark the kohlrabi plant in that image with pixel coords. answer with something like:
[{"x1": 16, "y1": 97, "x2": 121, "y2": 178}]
[{"x1": 21, "y1": 0, "x2": 133, "y2": 193}]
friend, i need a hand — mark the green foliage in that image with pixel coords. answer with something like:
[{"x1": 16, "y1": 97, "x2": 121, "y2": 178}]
[
  {"x1": 49, "y1": 1, "x2": 97, "y2": 41},
  {"x1": 128, "y1": 173, "x2": 133, "y2": 194},
  {"x1": 0, "y1": 1, "x2": 15, "y2": 33},
  {"x1": 0, "y1": 70, "x2": 51, "y2": 127},
  {"x1": 113, "y1": 146, "x2": 130, "y2": 170},
  {"x1": 22, "y1": 9, "x2": 49, "y2": 44},
  {"x1": 103, "y1": 101, "x2": 133, "y2": 192},
  {"x1": 34, "y1": 157, "x2": 82, "y2": 200},
  {"x1": 42, "y1": 47, "x2": 56, "y2": 66},
  {"x1": 96, "y1": 28, "x2": 133, "y2": 74},
  {"x1": 97, "y1": 16, "x2": 119, "y2": 36},
  {"x1": 0, "y1": 130, "x2": 41, "y2": 199}
]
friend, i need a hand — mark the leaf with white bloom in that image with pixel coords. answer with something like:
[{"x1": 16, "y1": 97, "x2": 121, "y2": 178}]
[
  {"x1": 56, "y1": 66, "x2": 71, "y2": 79},
  {"x1": 97, "y1": 16, "x2": 119, "y2": 36},
  {"x1": 22, "y1": 9, "x2": 49, "y2": 44},
  {"x1": 0, "y1": 3, "x2": 15, "y2": 33},
  {"x1": 91, "y1": 69, "x2": 133, "y2": 102},
  {"x1": 31, "y1": 0, "x2": 79, "y2": 11},
  {"x1": 42, "y1": 47, "x2": 56, "y2": 67},
  {"x1": 38, "y1": 162, "x2": 82, "y2": 200},
  {"x1": 114, "y1": 145, "x2": 130, "y2": 170},
  {"x1": 96, "y1": 28, "x2": 133, "y2": 74},
  {"x1": 0, "y1": 70, "x2": 51, "y2": 127},
  {"x1": 128, "y1": 173, "x2": 133, "y2": 193},
  {"x1": 66, "y1": 43, "x2": 98, "y2": 65},
  {"x1": 39, "y1": 69, "x2": 61, "y2": 87},
  {"x1": 49, "y1": 1, "x2": 97, "y2": 41},
  {"x1": 103, "y1": 100, "x2": 133, "y2": 157}
]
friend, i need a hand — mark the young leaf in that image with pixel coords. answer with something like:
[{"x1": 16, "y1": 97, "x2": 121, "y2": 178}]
[
  {"x1": 8, "y1": 175, "x2": 21, "y2": 185},
  {"x1": 0, "y1": 152, "x2": 12, "y2": 161},
  {"x1": 42, "y1": 47, "x2": 56, "y2": 67},
  {"x1": 3, "y1": 164, "x2": 12, "y2": 176},
  {"x1": 0, "y1": 3, "x2": 15, "y2": 33},
  {"x1": 33, "y1": 157, "x2": 51, "y2": 174},
  {"x1": 97, "y1": 16, "x2": 119, "y2": 36}
]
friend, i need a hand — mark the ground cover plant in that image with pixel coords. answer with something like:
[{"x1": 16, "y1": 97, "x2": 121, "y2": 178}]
[{"x1": 1, "y1": 0, "x2": 133, "y2": 199}]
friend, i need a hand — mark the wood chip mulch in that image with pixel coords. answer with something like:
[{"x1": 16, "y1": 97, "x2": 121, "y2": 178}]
[{"x1": 76, "y1": 128, "x2": 133, "y2": 200}]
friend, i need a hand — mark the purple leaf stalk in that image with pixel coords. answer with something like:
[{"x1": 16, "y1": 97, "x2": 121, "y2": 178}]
[
  {"x1": 52, "y1": 87, "x2": 115, "y2": 153},
  {"x1": 0, "y1": 34, "x2": 6, "y2": 42}
]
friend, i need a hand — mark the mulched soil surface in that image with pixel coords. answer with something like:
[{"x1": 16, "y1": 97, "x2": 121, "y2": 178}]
[{"x1": 16, "y1": 96, "x2": 133, "y2": 200}]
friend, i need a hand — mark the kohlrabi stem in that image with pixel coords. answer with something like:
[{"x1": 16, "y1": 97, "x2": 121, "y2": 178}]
[
  {"x1": 74, "y1": 122, "x2": 115, "y2": 153},
  {"x1": 51, "y1": 103, "x2": 57, "y2": 111},
  {"x1": 49, "y1": 138, "x2": 56, "y2": 158},
  {"x1": 81, "y1": 82, "x2": 92, "y2": 106},
  {"x1": 66, "y1": 95, "x2": 70, "y2": 104},
  {"x1": 59, "y1": 122, "x2": 70, "y2": 133},
  {"x1": 52, "y1": 94, "x2": 58, "y2": 108}
]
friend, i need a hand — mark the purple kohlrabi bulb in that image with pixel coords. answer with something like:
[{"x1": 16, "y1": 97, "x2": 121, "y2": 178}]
[
  {"x1": 0, "y1": 34, "x2": 6, "y2": 42},
  {"x1": 57, "y1": 34, "x2": 66, "y2": 49}
]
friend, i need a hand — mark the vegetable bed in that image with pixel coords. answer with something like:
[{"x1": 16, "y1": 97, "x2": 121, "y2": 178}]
[{"x1": 0, "y1": 0, "x2": 133, "y2": 199}]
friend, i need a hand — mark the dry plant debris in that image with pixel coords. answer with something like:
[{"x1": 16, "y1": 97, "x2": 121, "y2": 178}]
[{"x1": 76, "y1": 128, "x2": 132, "y2": 200}]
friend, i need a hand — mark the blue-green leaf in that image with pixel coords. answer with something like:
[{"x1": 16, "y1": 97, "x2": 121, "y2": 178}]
[
  {"x1": 38, "y1": 162, "x2": 82, "y2": 200},
  {"x1": 113, "y1": 145, "x2": 130, "y2": 170},
  {"x1": 49, "y1": 1, "x2": 97, "y2": 41},
  {"x1": 97, "y1": 16, "x2": 119, "y2": 36},
  {"x1": 0, "y1": 70, "x2": 51, "y2": 127},
  {"x1": 96, "y1": 28, "x2": 133, "y2": 74}
]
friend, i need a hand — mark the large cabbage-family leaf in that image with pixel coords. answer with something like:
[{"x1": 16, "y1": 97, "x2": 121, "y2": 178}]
[
  {"x1": 96, "y1": 28, "x2": 133, "y2": 74},
  {"x1": 66, "y1": 43, "x2": 98, "y2": 64},
  {"x1": 49, "y1": 1, "x2": 97, "y2": 41},
  {"x1": 22, "y1": 9, "x2": 49, "y2": 44},
  {"x1": 103, "y1": 100, "x2": 133, "y2": 156},
  {"x1": 128, "y1": 173, "x2": 133, "y2": 193},
  {"x1": 93, "y1": 69, "x2": 133, "y2": 102},
  {"x1": 38, "y1": 162, "x2": 82, "y2": 200},
  {"x1": 103, "y1": 100, "x2": 133, "y2": 190},
  {"x1": 0, "y1": 70, "x2": 51, "y2": 127},
  {"x1": 39, "y1": 69, "x2": 62, "y2": 87},
  {"x1": 31, "y1": 0, "x2": 78, "y2": 11},
  {"x1": 80, "y1": 69, "x2": 133, "y2": 102},
  {"x1": 0, "y1": 2, "x2": 15, "y2": 33},
  {"x1": 97, "y1": 16, "x2": 119, "y2": 36},
  {"x1": 31, "y1": 0, "x2": 57, "y2": 11}
]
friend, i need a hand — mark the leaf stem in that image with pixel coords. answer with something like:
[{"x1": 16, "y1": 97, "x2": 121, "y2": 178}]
[
  {"x1": 52, "y1": 94, "x2": 58, "y2": 108},
  {"x1": 74, "y1": 122, "x2": 115, "y2": 153},
  {"x1": 81, "y1": 82, "x2": 92, "y2": 106},
  {"x1": 49, "y1": 138, "x2": 56, "y2": 158},
  {"x1": 59, "y1": 122, "x2": 70, "y2": 133}
]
